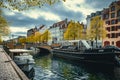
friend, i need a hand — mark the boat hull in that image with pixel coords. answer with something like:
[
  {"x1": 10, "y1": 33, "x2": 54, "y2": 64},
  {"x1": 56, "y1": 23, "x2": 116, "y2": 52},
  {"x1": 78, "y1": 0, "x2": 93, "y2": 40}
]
[
  {"x1": 52, "y1": 50, "x2": 120, "y2": 66},
  {"x1": 18, "y1": 64, "x2": 35, "y2": 79}
]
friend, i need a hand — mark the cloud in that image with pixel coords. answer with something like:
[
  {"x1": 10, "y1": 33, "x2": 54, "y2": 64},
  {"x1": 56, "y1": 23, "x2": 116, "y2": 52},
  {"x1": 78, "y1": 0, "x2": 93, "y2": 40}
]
[
  {"x1": 84, "y1": 0, "x2": 116, "y2": 10},
  {"x1": 12, "y1": 32, "x2": 27, "y2": 36},
  {"x1": 61, "y1": 0, "x2": 94, "y2": 16},
  {"x1": 37, "y1": 2, "x2": 84, "y2": 21},
  {"x1": 2, "y1": 0, "x2": 116, "y2": 40},
  {"x1": 6, "y1": 27, "x2": 28, "y2": 39},
  {"x1": 22, "y1": 9, "x2": 61, "y2": 21},
  {"x1": 3, "y1": 9, "x2": 56, "y2": 27},
  {"x1": 10, "y1": 27, "x2": 28, "y2": 33}
]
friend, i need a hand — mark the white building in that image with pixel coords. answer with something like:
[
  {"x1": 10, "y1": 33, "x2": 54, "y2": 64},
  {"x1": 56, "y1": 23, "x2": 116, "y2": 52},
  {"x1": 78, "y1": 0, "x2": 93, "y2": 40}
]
[{"x1": 48, "y1": 19, "x2": 68, "y2": 45}]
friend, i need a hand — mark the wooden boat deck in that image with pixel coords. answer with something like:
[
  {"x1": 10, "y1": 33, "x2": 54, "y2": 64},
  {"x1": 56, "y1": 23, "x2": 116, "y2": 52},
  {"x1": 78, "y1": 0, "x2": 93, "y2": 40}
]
[{"x1": 0, "y1": 47, "x2": 29, "y2": 80}]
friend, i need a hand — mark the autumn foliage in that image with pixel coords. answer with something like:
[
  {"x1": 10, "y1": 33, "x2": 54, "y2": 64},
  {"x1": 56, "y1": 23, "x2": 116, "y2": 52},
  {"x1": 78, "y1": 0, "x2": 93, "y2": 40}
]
[
  {"x1": 86, "y1": 16, "x2": 107, "y2": 40},
  {"x1": 0, "y1": 10, "x2": 10, "y2": 41},
  {"x1": 0, "y1": 0, "x2": 66, "y2": 11},
  {"x1": 25, "y1": 30, "x2": 51, "y2": 44},
  {"x1": 64, "y1": 20, "x2": 84, "y2": 40}
]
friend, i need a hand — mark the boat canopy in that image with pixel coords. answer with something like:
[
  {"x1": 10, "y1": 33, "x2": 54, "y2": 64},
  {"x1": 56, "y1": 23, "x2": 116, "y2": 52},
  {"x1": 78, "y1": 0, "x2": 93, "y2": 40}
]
[
  {"x1": 10, "y1": 49, "x2": 33, "y2": 53},
  {"x1": 60, "y1": 40, "x2": 91, "y2": 49},
  {"x1": 81, "y1": 40, "x2": 91, "y2": 49}
]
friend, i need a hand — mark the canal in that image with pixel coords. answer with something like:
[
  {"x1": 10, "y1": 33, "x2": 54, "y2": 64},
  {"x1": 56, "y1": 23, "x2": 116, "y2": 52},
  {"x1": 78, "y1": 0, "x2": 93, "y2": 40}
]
[{"x1": 33, "y1": 54, "x2": 120, "y2": 80}]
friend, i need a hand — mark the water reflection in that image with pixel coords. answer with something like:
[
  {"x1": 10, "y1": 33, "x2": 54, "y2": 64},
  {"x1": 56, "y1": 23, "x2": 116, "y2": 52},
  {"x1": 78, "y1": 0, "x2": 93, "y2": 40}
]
[
  {"x1": 34, "y1": 54, "x2": 120, "y2": 80},
  {"x1": 35, "y1": 55, "x2": 51, "y2": 69}
]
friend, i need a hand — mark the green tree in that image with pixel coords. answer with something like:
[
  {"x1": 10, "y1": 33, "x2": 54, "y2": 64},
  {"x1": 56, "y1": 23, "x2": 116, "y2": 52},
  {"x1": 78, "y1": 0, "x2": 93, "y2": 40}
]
[{"x1": 87, "y1": 16, "x2": 107, "y2": 47}]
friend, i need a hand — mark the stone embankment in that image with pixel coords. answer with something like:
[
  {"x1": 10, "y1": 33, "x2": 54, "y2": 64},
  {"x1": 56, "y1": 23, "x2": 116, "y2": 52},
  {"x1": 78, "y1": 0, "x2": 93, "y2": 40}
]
[{"x1": 0, "y1": 45, "x2": 29, "y2": 80}]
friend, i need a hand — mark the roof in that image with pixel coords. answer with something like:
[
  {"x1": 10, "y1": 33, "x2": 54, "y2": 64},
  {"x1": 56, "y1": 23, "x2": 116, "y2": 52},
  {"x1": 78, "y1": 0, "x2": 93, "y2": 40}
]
[
  {"x1": 39, "y1": 25, "x2": 45, "y2": 30},
  {"x1": 109, "y1": 0, "x2": 120, "y2": 7},
  {"x1": 50, "y1": 19, "x2": 67, "y2": 29},
  {"x1": 102, "y1": 8, "x2": 109, "y2": 14}
]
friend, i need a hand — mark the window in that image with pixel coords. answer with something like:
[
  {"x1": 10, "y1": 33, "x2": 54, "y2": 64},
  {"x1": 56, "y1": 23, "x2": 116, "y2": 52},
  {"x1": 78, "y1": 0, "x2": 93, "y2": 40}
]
[
  {"x1": 117, "y1": 10, "x2": 120, "y2": 17},
  {"x1": 111, "y1": 13, "x2": 115, "y2": 18},
  {"x1": 106, "y1": 14, "x2": 109, "y2": 19},
  {"x1": 111, "y1": 6, "x2": 115, "y2": 11},
  {"x1": 116, "y1": 19, "x2": 118, "y2": 24},
  {"x1": 118, "y1": 18, "x2": 120, "y2": 22},
  {"x1": 116, "y1": 33, "x2": 118, "y2": 38},
  {"x1": 111, "y1": 33, "x2": 115, "y2": 38},
  {"x1": 112, "y1": 41, "x2": 114, "y2": 45},
  {"x1": 115, "y1": 26, "x2": 118, "y2": 31},
  {"x1": 105, "y1": 21, "x2": 110, "y2": 25},
  {"x1": 111, "y1": 26, "x2": 115, "y2": 31},
  {"x1": 111, "y1": 20, "x2": 116, "y2": 24},
  {"x1": 106, "y1": 27, "x2": 110, "y2": 31},
  {"x1": 107, "y1": 34, "x2": 110, "y2": 38},
  {"x1": 104, "y1": 14, "x2": 109, "y2": 19},
  {"x1": 118, "y1": 26, "x2": 120, "y2": 29}
]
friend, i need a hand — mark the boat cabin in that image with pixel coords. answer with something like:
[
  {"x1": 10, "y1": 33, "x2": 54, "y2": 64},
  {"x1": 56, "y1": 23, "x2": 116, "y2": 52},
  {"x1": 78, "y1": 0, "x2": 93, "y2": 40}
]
[
  {"x1": 9, "y1": 49, "x2": 33, "y2": 59},
  {"x1": 60, "y1": 40, "x2": 91, "y2": 51}
]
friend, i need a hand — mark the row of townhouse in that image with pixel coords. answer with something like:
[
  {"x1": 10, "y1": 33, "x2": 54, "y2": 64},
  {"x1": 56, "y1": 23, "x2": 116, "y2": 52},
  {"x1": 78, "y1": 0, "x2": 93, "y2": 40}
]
[
  {"x1": 27, "y1": 25, "x2": 46, "y2": 37},
  {"x1": 86, "y1": 0, "x2": 120, "y2": 48},
  {"x1": 27, "y1": 18, "x2": 86, "y2": 45},
  {"x1": 5, "y1": 36, "x2": 26, "y2": 48},
  {"x1": 48, "y1": 19, "x2": 86, "y2": 45}
]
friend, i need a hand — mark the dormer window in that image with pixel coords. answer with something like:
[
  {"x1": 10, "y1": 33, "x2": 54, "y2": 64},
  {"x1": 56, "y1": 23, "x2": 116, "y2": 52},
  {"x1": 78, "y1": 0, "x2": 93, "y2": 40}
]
[{"x1": 111, "y1": 6, "x2": 115, "y2": 11}]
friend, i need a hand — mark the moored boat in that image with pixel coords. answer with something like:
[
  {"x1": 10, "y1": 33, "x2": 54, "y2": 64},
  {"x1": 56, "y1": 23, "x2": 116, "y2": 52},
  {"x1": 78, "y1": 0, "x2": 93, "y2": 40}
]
[
  {"x1": 9, "y1": 49, "x2": 35, "y2": 79},
  {"x1": 52, "y1": 40, "x2": 120, "y2": 66}
]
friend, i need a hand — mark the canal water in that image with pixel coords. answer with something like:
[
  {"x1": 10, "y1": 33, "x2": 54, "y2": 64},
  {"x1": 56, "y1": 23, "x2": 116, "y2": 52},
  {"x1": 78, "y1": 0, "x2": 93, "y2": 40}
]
[{"x1": 33, "y1": 54, "x2": 120, "y2": 80}]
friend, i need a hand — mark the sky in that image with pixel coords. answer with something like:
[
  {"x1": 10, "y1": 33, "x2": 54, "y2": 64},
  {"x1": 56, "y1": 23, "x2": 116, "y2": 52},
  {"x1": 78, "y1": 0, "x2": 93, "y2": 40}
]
[{"x1": 2, "y1": 0, "x2": 116, "y2": 40}]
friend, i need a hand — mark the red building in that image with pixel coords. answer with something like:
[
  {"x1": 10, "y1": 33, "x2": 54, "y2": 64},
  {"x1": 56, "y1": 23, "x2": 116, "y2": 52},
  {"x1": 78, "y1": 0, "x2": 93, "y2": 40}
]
[{"x1": 103, "y1": 0, "x2": 120, "y2": 47}]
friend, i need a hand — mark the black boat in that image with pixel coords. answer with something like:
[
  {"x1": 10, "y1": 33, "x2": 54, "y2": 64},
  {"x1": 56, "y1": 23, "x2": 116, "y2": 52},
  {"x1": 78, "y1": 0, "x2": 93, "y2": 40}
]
[{"x1": 52, "y1": 40, "x2": 120, "y2": 66}]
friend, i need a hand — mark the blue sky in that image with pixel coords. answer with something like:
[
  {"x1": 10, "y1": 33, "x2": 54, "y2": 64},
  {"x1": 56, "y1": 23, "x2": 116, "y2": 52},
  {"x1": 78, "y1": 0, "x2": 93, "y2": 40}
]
[{"x1": 2, "y1": 0, "x2": 116, "y2": 40}]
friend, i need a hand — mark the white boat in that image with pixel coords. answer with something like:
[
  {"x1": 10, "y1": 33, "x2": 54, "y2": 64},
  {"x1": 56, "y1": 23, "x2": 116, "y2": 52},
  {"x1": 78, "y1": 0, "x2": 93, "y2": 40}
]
[{"x1": 9, "y1": 49, "x2": 35, "y2": 79}]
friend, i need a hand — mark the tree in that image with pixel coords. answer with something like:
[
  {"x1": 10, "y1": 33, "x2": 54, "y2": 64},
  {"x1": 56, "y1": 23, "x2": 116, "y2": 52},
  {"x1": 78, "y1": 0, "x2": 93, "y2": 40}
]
[
  {"x1": 64, "y1": 20, "x2": 84, "y2": 40},
  {"x1": 26, "y1": 34, "x2": 34, "y2": 43},
  {"x1": 0, "y1": 0, "x2": 66, "y2": 42},
  {"x1": 41, "y1": 30, "x2": 51, "y2": 43},
  {"x1": 0, "y1": 36, "x2": 2, "y2": 43},
  {"x1": 34, "y1": 31, "x2": 41, "y2": 43},
  {"x1": 18, "y1": 37, "x2": 26, "y2": 44},
  {"x1": 0, "y1": 0, "x2": 66, "y2": 11},
  {"x1": 76, "y1": 21, "x2": 84, "y2": 39},
  {"x1": 0, "y1": 10, "x2": 10, "y2": 41},
  {"x1": 87, "y1": 16, "x2": 107, "y2": 47},
  {"x1": 64, "y1": 28, "x2": 69, "y2": 40},
  {"x1": 26, "y1": 29, "x2": 51, "y2": 44}
]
